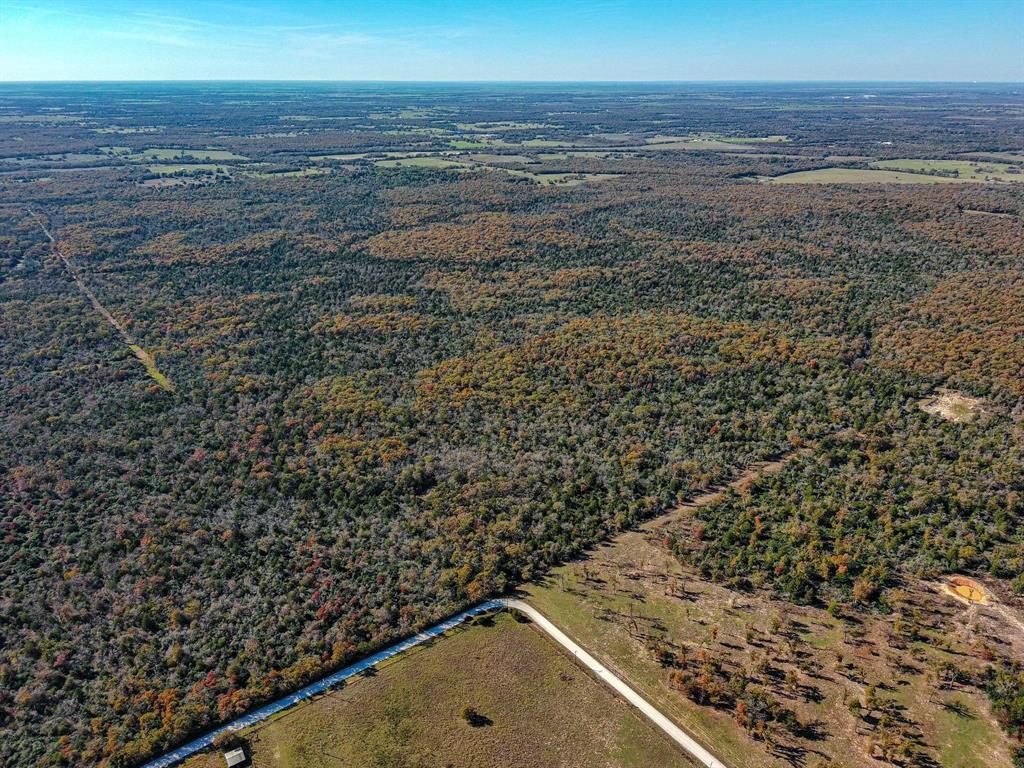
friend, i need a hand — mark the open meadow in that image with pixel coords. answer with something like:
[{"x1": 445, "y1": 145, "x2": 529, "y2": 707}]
[{"x1": 180, "y1": 613, "x2": 692, "y2": 768}]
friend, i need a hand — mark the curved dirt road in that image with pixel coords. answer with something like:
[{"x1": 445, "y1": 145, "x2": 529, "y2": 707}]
[{"x1": 503, "y1": 599, "x2": 728, "y2": 768}]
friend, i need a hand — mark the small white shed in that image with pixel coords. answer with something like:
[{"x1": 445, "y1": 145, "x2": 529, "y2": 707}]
[{"x1": 223, "y1": 747, "x2": 247, "y2": 768}]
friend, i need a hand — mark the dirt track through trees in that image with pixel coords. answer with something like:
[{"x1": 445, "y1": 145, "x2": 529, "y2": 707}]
[
  {"x1": 644, "y1": 448, "x2": 808, "y2": 532},
  {"x1": 28, "y1": 210, "x2": 174, "y2": 391}
]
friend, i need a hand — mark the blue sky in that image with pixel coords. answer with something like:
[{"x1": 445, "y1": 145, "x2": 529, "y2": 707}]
[{"x1": 1, "y1": 0, "x2": 1021, "y2": 81}]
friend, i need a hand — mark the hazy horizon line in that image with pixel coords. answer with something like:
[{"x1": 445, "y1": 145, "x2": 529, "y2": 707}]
[{"x1": 1, "y1": 78, "x2": 1021, "y2": 86}]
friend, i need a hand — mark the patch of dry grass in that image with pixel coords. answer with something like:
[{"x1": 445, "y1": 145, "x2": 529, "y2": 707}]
[
  {"x1": 524, "y1": 496, "x2": 1017, "y2": 768},
  {"x1": 182, "y1": 613, "x2": 693, "y2": 768}
]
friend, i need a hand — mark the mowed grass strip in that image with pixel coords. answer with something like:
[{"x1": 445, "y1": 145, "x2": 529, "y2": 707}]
[
  {"x1": 182, "y1": 613, "x2": 693, "y2": 768},
  {"x1": 128, "y1": 344, "x2": 174, "y2": 391}
]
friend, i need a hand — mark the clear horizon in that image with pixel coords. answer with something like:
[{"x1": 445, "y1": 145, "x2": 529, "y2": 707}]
[{"x1": 2, "y1": 0, "x2": 1022, "y2": 83}]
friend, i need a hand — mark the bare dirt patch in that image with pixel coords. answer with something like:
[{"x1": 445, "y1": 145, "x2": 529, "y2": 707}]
[
  {"x1": 919, "y1": 389, "x2": 986, "y2": 423},
  {"x1": 941, "y1": 576, "x2": 990, "y2": 605}
]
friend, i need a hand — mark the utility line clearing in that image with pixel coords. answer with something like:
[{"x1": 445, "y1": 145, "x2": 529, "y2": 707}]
[{"x1": 28, "y1": 209, "x2": 174, "y2": 391}]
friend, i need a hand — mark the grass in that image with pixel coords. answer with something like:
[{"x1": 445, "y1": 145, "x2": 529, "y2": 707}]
[
  {"x1": 449, "y1": 139, "x2": 496, "y2": 149},
  {"x1": 524, "y1": 535, "x2": 785, "y2": 768},
  {"x1": 246, "y1": 167, "x2": 331, "y2": 179},
  {"x1": 933, "y1": 694, "x2": 1008, "y2": 768},
  {"x1": 92, "y1": 126, "x2": 161, "y2": 134},
  {"x1": 522, "y1": 517, "x2": 1015, "y2": 767},
  {"x1": 870, "y1": 158, "x2": 1021, "y2": 182},
  {"x1": 766, "y1": 168, "x2": 976, "y2": 184},
  {"x1": 136, "y1": 148, "x2": 247, "y2": 161},
  {"x1": 642, "y1": 134, "x2": 786, "y2": 151},
  {"x1": 466, "y1": 153, "x2": 537, "y2": 164},
  {"x1": 537, "y1": 151, "x2": 623, "y2": 160},
  {"x1": 181, "y1": 613, "x2": 692, "y2": 768},
  {"x1": 128, "y1": 345, "x2": 173, "y2": 391},
  {"x1": 496, "y1": 169, "x2": 620, "y2": 186},
  {"x1": 375, "y1": 157, "x2": 468, "y2": 170},
  {"x1": 146, "y1": 164, "x2": 225, "y2": 175},
  {"x1": 718, "y1": 135, "x2": 790, "y2": 144},
  {"x1": 520, "y1": 138, "x2": 572, "y2": 147},
  {"x1": 450, "y1": 137, "x2": 578, "y2": 149}
]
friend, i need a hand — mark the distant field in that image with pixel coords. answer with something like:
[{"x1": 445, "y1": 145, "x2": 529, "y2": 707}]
[
  {"x1": 450, "y1": 138, "x2": 499, "y2": 149},
  {"x1": 767, "y1": 168, "x2": 975, "y2": 184},
  {"x1": 520, "y1": 137, "x2": 572, "y2": 147},
  {"x1": 137, "y1": 148, "x2": 248, "y2": 161},
  {"x1": 92, "y1": 125, "x2": 161, "y2": 134},
  {"x1": 375, "y1": 156, "x2": 468, "y2": 169},
  {"x1": 718, "y1": 134, "x2": 790, "y2": 144},
  {"x1": 146, "y1": 163, "x2": 225, "y2": 174},
  {"x1": 538, "y1": 150, "x2": 624, "y2": 159},
  {"x1": 247, "y1": 167, "x2": 332, "y2": 179},
  {"x1": 181, "y1": 613, "x2": 692, "y2": 768},
  {"x1": 466, "y1": 152, "x2": 537, "y2": 164},
  {"x1": 870, "y1": 158, "x2": 1021, "y2": 181},
  {"x1": 450, "y1": 136, "x2": 578, "y2": 149},
  {"x1": 456, "y1": 121, "x2": 554, "y2": 131},
  {"x1": 642, "y1": 134, "x2": 787, "y2": 151}
]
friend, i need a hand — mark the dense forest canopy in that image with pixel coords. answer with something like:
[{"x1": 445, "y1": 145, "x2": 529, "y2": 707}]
[{"x1": 0, "y1": 82, "x2": 1021, "y2": 767}]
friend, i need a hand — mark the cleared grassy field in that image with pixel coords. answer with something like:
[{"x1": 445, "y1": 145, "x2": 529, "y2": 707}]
[
  {"x1": 719, "y1": 135, "x2": 790, "y2": 144},
  {"x1": 93, "y1": 125, "x2": 161, "y2": 134},
  {"x1": 525, "y1": 535, "x2": 789, "y2": 768},
  {"x1": 523, "y1": 520, "x2": 1016, "y2": 768},
  {"x1": 247, "y1": 167, "x2": 331, "y2": 179},
  {"x1": 450, "y1": 139, "x2": 499, "y2": 149},
  {"x1": 181, "y1": 613, "x2": 692, "y2": 768},
  {"x1": 767, "y1": 168, "x2": 974, "y2": 184},
  {"x1": 375, "y1": 156, "x2": 468, "y2": 169},
  {"x1": 146, "y1": 163, "x2": 225, "y2": 174},
  {"x1": 466, "y1": 152, "x2": 537, "y2": 164},
  {"x1": 450, "y1": 137, "x2": 579, "y2": 149},
  {"x1": 641, "y1": 134, "x2": 786, "y2": 151},
  {"x1": 870, "y1": 158, "x2": 1020, "y2": 181}
]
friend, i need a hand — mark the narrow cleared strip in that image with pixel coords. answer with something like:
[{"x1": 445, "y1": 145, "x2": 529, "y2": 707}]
[{"x1": 28, "y1": 210, "x2": 174, "y2": 391}]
